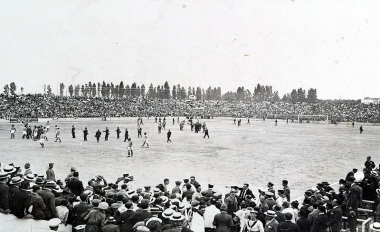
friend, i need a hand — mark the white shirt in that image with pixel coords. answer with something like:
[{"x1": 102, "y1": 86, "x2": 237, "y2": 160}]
[
  {"x1": 191, "y1": 211, "x2": 205, "y2": 232},
  {"x1": 203, "y1": 205, "x2": 220, "y2": 228},
  {"x1": 282, "y1": 208, "x2": 296, "y2": 223},
  {"x1": 56, "y1": 205, "x2": 69, "y2": 223}
]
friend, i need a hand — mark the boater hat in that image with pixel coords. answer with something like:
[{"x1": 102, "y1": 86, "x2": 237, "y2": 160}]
[
  {"x1": 9, "y1": 176, "x2": 22, "y2": 185},
  {"x1": 3, "y1": 165, "x2": 16, "y2": 174},
  {"x1": 0, "y1": 173, "x2": 8, "y2": 180},
  {"x1": 23, "y1": 174, "x2": 36, "y2": 181},
  {"x1": 162, "y1": 208, "x2": 174, "y2": 219},
  {"x1": 265, "y1": 210, "x2": 277, "y2": 217},
  {"x1": 371, "y1": 222, "x2": 380, "y2": 231},
  {"x1": 171, "y1": 212, "x2": 185, "y2": 221}
]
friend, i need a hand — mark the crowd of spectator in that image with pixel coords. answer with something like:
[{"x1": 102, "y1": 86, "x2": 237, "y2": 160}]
[
  {"x1": 0, "y1": 156, "x2": 379, "y2": 231},
  {"x1": 1, "y1": 95, "x2": 380, "y2": 123}
]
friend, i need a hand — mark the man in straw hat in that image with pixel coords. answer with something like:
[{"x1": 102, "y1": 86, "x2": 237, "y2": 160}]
[
  {"x1": 241, "y1": 208, "x2": 264, "y2": 232},
  {"x1": 0, "y1": 172, "x2": 10, "y2": 214},
  {"x1": 39, "y1": 181, "x2": 58, "y2": 220},
  {"x1": 264, "y1": 210, "x2": 279, "y2": 232},
  {"x1": 84, "y1": 201, "x2": 108, "y2": 231}
]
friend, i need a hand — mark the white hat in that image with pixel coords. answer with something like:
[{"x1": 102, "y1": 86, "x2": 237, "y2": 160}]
[
  {"x1": 171, "y1": 212, "x2": 185, "y2": 221},
  {"x1": 98, "y1": 202, "x2": 109, "y2": 210},
  {"x1": 48, "y1": 218, "x2": 61, "y2": 228},
  {"x1": 371, "y1": 223, "x2": 380, "y2": 231}
]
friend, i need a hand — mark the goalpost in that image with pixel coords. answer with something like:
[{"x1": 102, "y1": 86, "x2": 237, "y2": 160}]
[{"x1": 297, "y1": 115, "x2": 329, "y2": 123}]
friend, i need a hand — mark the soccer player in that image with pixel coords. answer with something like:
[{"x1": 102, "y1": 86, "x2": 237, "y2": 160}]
[
  {"x1": 54, "y1": 128, "x2": 61, "y2": 142},
  {"x1": 116, "y1": 127, "x2": 121, "y2": 139},
  {"x1": 83, "y1": 127, "x2": 88, "y2": 141},
  {"x1": 10, "y1": 125, "x2": 16, "y2": 139},
  {"x1": 142, "y1": 132, "x2": 149, "y2": 148},
  {"x1": 167, "y1": 130, "x2": 172, "y2": 142},
  {"x1": 127, "y1": 138, "x2": 133, "y2": 157}
]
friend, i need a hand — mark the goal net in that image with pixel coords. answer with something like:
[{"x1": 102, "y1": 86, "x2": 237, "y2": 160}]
[{"x1": 297, "y1": 115, "x2": 329, "y2": 123}]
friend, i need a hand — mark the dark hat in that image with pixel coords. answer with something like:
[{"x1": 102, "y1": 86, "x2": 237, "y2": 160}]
[
  {"x1": 208, "y1": 184, "x2": 214, "y2": 188},
  {"x1": 266, "y1": 191, "x2": 274, "y2": 197},
  {"x1": 144, "y1": 185, "x2": 151, "y2": 189},
  {"x1": 44, "y1": 181, "x2": 57, "y2": 188},
  {"x1": 267, "y1": 182, "x2": 274, "y2": 186},
  {"x1": 107, "y1": 217, "x2": 116, "y2": 223},
  {"x1": 175, "y1": 181, "x2": 182, "y2": 185},
  {"x1": 191, "y1": 200, "x2": 200, "y2": 206},
  {"x1": 278, "y1": 190, "x2": 285, "y2": 194},
  {"x1": 183, "y1": 179, "x2": 189, "y2": 183},
  {"x1": 321, "y1": 182, "x2": 330, "y2": 185},
  {"x1": 25, "y1": 163, "x2": 30, "y2": 167},
  {"x1": 220, "y1": 204, "x2": 228, "y2": 211},
  {"x1": 35, "y1": 178, "x2": 46, "y2": 185}
]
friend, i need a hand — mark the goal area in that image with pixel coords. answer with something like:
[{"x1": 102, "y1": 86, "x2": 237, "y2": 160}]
[{"x1": 297, "y1": 115, "x2": 329, "y2": 123}]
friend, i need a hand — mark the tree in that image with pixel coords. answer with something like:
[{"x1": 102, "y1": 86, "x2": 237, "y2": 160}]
[
  {"x1": 81, "y1": 85, "x2": 85, "y2": 97},
  {"x1": 205, "y1": 86, "x2": 213, "y2": 100},
  {"x1": 59, "y1": 83, "x2": 65, "y2": 96},
  {"x1": 216, "y1": 87, "x2": 222, "y2": 100},
  {"x1": 222, "y1": 91, "x2": 236, "y2": 101},
  {"x1": 101, "y1": 81, "x2": 107, "y2": 97},
  {"x1": 119, "y1": 81, "x2": 125, "y2": 98},
  {"x1": 307, "y1": 88, "x2": 318, "y2": 103},
  {"x1": 68, "y1": 85, "x2": 74, "y2": 97},
  {"x1": 46, "y1": 85, "x2": 52, "y2": 96},
  {"x1": 156, "y1": 85, "x2": 161, "y2": 99},
  {"x1": 148, "y1": 83, "x2": 154, "y2": 99},
  {"x1": 172, "y1": 85, "x2": 177, "y2": 99},
  {"x1": 10, "y1": 82, "x2": 16, "y2": 95},
  {"x1": 196, "y1": 87, "x2": 202, "y2": 100},
  {"x1": 272, "y1": 91, "x2": 280, "y2": 102},
  {"x1": 125, "y1": 85, "x2": 131, "y2": 98},
  {"x1": 141, "y1": 84, "x2": 146, "y2": 98},
  {"x1": 110, "y1": 83, "x2": 115, "y2": 98},
  {"x1": 236, "y1": 87, "x2": 245, "y2": 101},
  {"x1": 3, "y1": 84, "x2": 9, "y2": 96},
  {"x1": 188, "y1": 87, "x2": 192, "y2": 97},
  {"x1": 163, "y1": 81, "x2": 170, "y2": 99},
  {"x1": 181, "y1": 87, "x2": 187, "y2": 99},
  {"x1": 282, "y1": 94, "x2": 288, "y2": 103},
  {"x1": 74, "y1": 85, "x2": 80, "y2": 96},
  {"x1": 297, "y1": 88, "x2": 306, "y2": 102},
  {"x1": 20, "y1": 87, "x2": 24, "y2": 94},
  {"x1": 131, "y1": 83, "x2": 137, "y2": 98},
  {"x1": 290, "y1": 89, "x2": 298, "y2": 102},
  {"x1": 92, "y1": 83, "x2": 96, "y2": 97}
]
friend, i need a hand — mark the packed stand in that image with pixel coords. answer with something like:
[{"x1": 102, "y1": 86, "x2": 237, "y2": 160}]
[
  {"x1": 0, "y1": 156, "x2": 379, "y2": 231},
  {"x1": 1, "y1": 95, "x2": 380, "y2": 122}
]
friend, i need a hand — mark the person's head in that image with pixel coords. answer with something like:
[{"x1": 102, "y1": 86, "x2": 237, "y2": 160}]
[
  {"x1": 282, "y1": 201, "x2": 290, "y2": 209},
  {"x1": 284, "y1": 212, "x2": 293, "y2": 221},
  {"x1": 260, "y1": 196, "x2": 266, "y2": 203},
  {"x1": 313, "y1": 202, "x2": 320, "y2": 209},
  {"x1": 25, "y1": 163, "x2": 30, "y2": 169},
  {"x1": 282, "y1": 180, "x2": 288, "y2": 186},
  {"x1": 248, "y1": 209, "x2": 258, "y2": 220},
  {"x1": 318, "y1": 205, "x2": 326, "y2": 213},
  {"x1": 220, "y1": 204, "x2": 228, "y2": 212},
  {"x1": 196, "y1": 186, "x2": 201, "y2": 193},
  {"x1": 32, "y1": 185, "x2": 40, "y2": 193},
  {"x1": 164, "y1": 178, "x2": 169, "y2": 185},
  {"x1": 267, "y1": 182, "x2": 274, "y2": 188},
  {"x1": 60, "y1": 199, "x2": 68, "y2": 206},
  {"x1": 80, "y1": 193, "x2": 87, "y2": 202},
  {"x1": 243, "y1": 183, "x2": 249, "y2": 189},
  {"x1": 117, "y1": 194, "x2": 124, "y2": 202},
  {"x1": 353, "y1": 168, "x2": 358, "y2": 173},
  {"x1": 190, "y1": 176, "x2": 196, "y2": 182},
  {"x1": 140, "y1": 199, "x2": 149, "y2": 209},
  {"x1": 73, "y1": 171, "x2": 79, "y2": 177},
  {"x1": 49, "y1": 163, "x2": 54, "y2": 168},
  {"x1": 367, "y1": 156, "x2": 371, "y2": 161}
]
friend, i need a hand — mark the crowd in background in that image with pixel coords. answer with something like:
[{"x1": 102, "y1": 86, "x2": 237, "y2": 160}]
[
  {"x1": 0, "y1": 156, "x2": 379, "y2": 232},
  {"x1": 1, "y1": 95, "x2": 380, "y2": 122}
]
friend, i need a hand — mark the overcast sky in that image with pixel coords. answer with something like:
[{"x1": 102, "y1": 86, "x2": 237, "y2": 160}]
[{"x1": 1, "y1": 0, "x2": 379, "y2": 99}]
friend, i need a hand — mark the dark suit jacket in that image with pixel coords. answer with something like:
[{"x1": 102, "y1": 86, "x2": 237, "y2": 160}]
[
  {"x1": 125, "y1": 210, "x2": 152, "y2": 232},
  {"x1": 239, "y1": 188, "x2": 254, "y2": 199},
  {"x1": 278, "y1": 221, "x2": 301, "y2": 232},
  {"x1": 38, "y1": 189, "x2": 58, "y2": 219},
  {"x1": 8, "y1": 185, "x2": 20, "y2": 213},
  {"x1": 213, "y1": 212, "x2": 234, "y2": 232},
  {"x1": 117, "y1": 210, "x2": 136, "y2": 232},
  {"x1": 328, "y1": 207, "x2": 342, "y2": 232},
  {"x1": 12, "y1": 189, "x2": 31, "y2": 219},
  {"x1": 347, "y1": 184, "x2": 362, "y2": 210},
  {"x1": 72, "y1": 202, "x2": 93, "y2": 226},
  {"x1": 310, "y1": 214, "x2": 329, "y2": 232},
  {"x1": 0, "y1": 182, "x2": 10, "y2": 210},
  {"x1": 67, "y1": 177, "x2": 84, "y2": 196}
]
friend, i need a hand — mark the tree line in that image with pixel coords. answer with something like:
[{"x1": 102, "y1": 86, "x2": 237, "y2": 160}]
[{"x1": 3, "y1": 81, "x2": 318, "y2": 103}]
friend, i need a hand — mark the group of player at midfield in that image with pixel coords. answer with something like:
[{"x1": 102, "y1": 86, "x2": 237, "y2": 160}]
[{"x1": 8, "y1": 116, "x2": 211, "y2": 155}]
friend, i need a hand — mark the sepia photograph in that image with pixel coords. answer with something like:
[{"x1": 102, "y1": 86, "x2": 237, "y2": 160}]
[{"x1": 0, "y1": 1, "x2": 380, "y2": 231}]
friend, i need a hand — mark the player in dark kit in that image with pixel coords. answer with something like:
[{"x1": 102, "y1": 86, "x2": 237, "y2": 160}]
[
  {"x1": 360, "y1": 125, "x2": 363, "y2": 134},
  {"x1": 103, "y1": 127, "x2": 109, "y2": 140},
  {"x1": 167, "y1": 129, "x2": 172, "y2": 142},
  {"x1": 95, "y1": 129, "x2": 101, "y2": 143},
  {"x1": 124, "y1": 128, "x2": 129, "y2": 142},
  {"x1": 83, "y1": 127, "x2": 88, "y2": 141},
  {"x1": 116, "y1": 127, "x2": 121, "y2": 139},
  {"x1": 203, "y1": 127, "x2": 209, "y2": 138},
  {"x1": 71, "y1": 125, "x2": 76, "y2": 138}
]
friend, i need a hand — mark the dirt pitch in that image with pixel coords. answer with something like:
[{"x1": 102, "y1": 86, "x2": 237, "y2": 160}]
[{"x1": 0, "y1": 117, "x2": 376, "y2": 200}]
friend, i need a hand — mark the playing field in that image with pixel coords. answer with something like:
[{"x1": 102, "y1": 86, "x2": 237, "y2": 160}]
[{"x1": 0, "y1": 117, "x2": 376, "y2": 200}]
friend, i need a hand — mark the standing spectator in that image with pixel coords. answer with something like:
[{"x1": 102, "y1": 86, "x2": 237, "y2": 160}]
[
  {"x1": 213, "y1": 204, "x2": 234, "y2": 232},
  {"x1": 204, "y1": 198, "x2": 221, "y2": 232},
  {"x1": 83, "y1": 127, "x2": 88, "y2": 141},
  {"x1": 328, "y1": 199, "x2": 343, "y2": 232},
  {"x1": 0, "y1": 173, "x2": 10, "y2": 214},
  {"x1": 46, "y1": 163, "x2": 56, "y2": 182},
  {"x1": 116, "y1": 127, "x2": 121, "y2": 139},
  {"x1": 67, "y1": 171, "x2": 84, "y2": 197},
  {"x1": 71, "y1": 125, "x2": 76, "y2": 138},
  {"x1": 95, "y1": 129, "x2": 102, "y2": 143},
  {"x1": 124, "y1": 128, "x2": 129, "y2": 142},
  {"x1": 104, "y1": 127, "x2": 110, "y2": 141}
]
